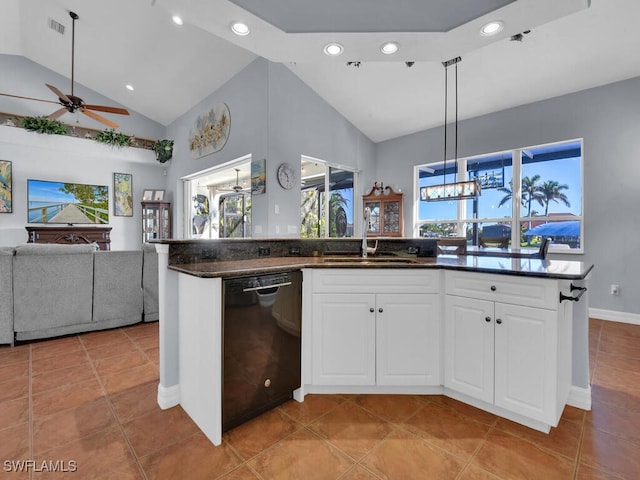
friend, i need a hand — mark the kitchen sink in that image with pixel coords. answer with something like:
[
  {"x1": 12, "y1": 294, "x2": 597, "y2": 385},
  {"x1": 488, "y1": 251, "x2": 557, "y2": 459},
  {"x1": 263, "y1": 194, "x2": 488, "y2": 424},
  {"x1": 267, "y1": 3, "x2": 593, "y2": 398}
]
[{"x1": 321, "y1": 256, "x2": 417, "y2": 264}]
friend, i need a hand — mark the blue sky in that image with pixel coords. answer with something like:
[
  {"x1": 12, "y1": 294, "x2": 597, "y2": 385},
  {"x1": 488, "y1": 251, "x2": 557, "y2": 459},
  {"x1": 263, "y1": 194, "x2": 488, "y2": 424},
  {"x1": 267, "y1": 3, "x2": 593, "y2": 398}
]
[{"x1": 28, "y1": 180, "x2": 78, "y2": 204}]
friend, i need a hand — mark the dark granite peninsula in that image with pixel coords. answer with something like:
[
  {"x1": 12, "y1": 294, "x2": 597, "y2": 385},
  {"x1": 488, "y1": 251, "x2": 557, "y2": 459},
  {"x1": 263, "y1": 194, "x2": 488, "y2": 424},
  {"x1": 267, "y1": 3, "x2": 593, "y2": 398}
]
[{"x1": 152, "y1": 238, "x2": 593, "y2": 446}]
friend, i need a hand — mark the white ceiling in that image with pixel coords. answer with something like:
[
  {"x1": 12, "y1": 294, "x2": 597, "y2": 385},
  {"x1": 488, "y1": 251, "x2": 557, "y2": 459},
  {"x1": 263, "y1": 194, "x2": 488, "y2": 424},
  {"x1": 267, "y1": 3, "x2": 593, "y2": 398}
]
[{"x1": 2, "y1": 0, "x2": 640, "y2": 143}]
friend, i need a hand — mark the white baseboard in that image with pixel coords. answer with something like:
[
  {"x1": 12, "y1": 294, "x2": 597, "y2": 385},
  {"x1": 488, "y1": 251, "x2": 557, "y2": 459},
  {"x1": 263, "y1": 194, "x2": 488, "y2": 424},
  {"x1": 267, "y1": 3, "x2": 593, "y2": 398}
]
[
  {"x1": 567, "y1": 385, "x2": 591, "y2": 411},
  {"x1": 589, "y1": 308, "x2": 640, "y2": 325},
  {"x1": 157, "y1": 383, "x2": 180, "y2": 409}
]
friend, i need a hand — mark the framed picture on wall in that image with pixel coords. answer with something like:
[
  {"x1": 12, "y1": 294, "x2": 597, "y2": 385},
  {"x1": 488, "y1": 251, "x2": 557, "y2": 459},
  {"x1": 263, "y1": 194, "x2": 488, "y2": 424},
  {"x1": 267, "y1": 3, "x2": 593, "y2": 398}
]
[
  {"x1": 142, "y1": 190, "x2": 154, "y2": 201},
  {"x1": 113, "y1": 172, "x2": 133, "y2": 217},
  {"x1": 0, "y1": 160, "x2": 11, "y2": 213},
  {"x1": 251, "y1": 158, "x2": 266, "y2": 195},
  {"x1": 153, "y1": 189, "x2": 165, "y2": 201}
]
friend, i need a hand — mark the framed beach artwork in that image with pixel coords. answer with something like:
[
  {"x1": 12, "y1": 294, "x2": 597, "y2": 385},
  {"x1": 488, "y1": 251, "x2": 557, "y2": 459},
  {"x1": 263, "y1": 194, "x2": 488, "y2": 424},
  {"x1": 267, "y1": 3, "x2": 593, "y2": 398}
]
[
  {"x1": 0, "y1": 160, "x2": 12, "y2": 213},
  {"x1": 251, "y1": 158, "x2": 266, "y2": 195},
  {"x1": 113, "y1": 172, "x2": 133, "y2": 217}
]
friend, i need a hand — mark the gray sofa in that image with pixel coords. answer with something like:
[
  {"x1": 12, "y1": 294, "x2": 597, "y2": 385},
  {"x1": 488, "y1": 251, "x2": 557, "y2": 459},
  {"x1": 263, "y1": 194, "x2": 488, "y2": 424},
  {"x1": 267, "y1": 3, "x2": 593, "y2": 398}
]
[{"x1": 1, "y1": 243, "x2": 158, "y2": 344}]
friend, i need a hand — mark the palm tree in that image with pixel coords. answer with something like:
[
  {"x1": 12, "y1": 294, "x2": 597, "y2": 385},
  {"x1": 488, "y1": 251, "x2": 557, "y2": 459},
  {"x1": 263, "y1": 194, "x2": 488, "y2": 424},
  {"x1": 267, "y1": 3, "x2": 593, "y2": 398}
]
[
  {"x1": 521, "y1": 175, "x2": 545, "y2": 218},
  {"x1": 540, "y1": 180, "x2": 571, "y2": 216}
]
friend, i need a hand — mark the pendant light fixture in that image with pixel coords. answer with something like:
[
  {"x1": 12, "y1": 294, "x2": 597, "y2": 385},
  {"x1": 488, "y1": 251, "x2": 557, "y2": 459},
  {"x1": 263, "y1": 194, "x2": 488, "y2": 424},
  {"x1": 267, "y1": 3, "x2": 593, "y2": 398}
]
[{"x1": 420, "y1": 56, "x2": 481, "y2": 202}]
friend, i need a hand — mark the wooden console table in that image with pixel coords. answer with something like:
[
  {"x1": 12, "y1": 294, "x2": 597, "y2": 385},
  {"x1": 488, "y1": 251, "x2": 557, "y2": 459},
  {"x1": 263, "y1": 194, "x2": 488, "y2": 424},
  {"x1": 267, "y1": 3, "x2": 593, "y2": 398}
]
[{"x1": 25, "y1": 226, "x2": 112, "y2": 250}]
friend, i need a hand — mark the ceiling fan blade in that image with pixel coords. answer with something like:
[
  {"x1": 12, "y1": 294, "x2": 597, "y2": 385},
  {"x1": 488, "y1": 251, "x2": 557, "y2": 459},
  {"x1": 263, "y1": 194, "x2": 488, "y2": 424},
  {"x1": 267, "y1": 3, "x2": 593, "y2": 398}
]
[
  {"x1": 48, "y1": 108, "x2": 68, "y2": 120},
  {"x1": 84, "y1": 104, "x2": 130, "y2": 116},
  {"x1": 0, "y1": 92, "x2": 61, "y2": 105},
  {"x1": 45, "y1": 83, "x2": 72, "y2": 104},
  {"x1": 82, "y1": 109, "x2": 119, "y2": 129}
]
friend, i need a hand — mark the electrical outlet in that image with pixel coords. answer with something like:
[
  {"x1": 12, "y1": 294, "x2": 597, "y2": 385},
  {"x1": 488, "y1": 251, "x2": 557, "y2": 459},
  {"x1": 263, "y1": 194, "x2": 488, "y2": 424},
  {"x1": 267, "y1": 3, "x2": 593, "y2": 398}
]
[
  {"x1": 288, "y1": 246, "x2": 301, "y2": 256},
  {"x1": 611, "y1": 284, "x2": 620, "y2": 296},
  {"x1": 258, "y1": 247, "x2": 271, "y2": 256}
]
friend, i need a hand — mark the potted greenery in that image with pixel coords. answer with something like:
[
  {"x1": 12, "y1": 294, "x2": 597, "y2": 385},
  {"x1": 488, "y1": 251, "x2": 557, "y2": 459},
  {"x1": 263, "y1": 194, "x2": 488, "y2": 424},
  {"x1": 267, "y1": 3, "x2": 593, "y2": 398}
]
[
  {"x1": 22, "y1": 116, "x2": 68, "y2": 135},
  {"x1": 153, "y1": 139, "x2": 174, "y2": 163},
  {"x1": 95, "y1": 129, "x2": 132, "y2": 148}
]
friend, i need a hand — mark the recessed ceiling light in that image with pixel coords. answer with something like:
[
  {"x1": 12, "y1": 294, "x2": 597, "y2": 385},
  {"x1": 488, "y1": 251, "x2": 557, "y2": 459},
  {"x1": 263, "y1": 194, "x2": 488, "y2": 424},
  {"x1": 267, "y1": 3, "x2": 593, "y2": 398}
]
[
  {"x1": 480, "y1": 20, "x2": 504, "y2": 36},
  {"x1": 172, "y1": 15, "x2": 183, "y2": 26},
  {"x1": 125, "y1": 84, "x2": 134, "y2": 91},
  {"x1": 323, "y1": 42, "x2": 343, "y2": 56},
  {"x1": 231, "y1": 22, "x2": 250, "y2": 36},
  {"x1": 380, "y1": 42, "x2": 399, "y2": 55}
]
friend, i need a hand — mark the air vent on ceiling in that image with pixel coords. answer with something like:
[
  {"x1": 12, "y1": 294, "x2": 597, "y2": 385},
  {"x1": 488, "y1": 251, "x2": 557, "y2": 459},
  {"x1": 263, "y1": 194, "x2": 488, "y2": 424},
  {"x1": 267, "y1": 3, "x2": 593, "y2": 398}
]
[{"x1": 48, "y1": 17, "x2": 65, "y2": 35}]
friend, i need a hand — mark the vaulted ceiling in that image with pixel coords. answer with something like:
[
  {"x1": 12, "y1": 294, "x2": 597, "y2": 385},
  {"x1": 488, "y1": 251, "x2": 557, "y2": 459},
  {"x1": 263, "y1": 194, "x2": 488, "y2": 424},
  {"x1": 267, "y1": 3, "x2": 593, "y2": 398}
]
[{"x1": 2, "y1": 0, "x2": 639, "y2": 143}]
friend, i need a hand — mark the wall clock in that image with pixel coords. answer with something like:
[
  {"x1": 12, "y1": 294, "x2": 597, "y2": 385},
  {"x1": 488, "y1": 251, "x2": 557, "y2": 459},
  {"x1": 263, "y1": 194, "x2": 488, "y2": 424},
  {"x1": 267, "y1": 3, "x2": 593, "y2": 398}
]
[{"x1": 277, "y1": 163, "x2": 296, "y2": 190}]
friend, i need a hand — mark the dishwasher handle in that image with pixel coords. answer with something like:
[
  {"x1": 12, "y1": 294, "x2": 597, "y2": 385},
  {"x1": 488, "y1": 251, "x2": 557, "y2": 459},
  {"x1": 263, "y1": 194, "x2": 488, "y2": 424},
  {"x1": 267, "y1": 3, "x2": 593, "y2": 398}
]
[{"x1": 243, "y1": 281, "x2": 292, "y2": 292}]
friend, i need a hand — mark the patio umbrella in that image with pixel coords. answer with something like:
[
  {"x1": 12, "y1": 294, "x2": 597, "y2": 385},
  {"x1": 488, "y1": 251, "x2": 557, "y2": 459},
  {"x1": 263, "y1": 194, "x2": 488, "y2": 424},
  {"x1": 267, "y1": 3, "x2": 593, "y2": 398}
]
[{"x1": 525, "y1": 220, "x2": 580, "y2": 237}]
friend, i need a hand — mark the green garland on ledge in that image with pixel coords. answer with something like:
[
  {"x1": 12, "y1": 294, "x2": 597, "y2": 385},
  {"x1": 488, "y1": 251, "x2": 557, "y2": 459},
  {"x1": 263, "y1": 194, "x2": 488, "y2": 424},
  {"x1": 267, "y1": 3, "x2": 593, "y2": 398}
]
[
  {"x1": 95, "y1": 129, "x2": 133, "y2": 148},
  {"x1": 17, "y1": 115, "x2": 173, "y2": 162},
  {"x1": 22, "y1": 116, "x2": 68, "y2": 135}
]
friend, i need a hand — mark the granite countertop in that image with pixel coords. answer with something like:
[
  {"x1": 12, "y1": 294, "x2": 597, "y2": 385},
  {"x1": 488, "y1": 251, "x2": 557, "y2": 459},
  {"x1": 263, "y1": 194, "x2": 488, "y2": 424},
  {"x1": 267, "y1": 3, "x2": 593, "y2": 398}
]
[{"x1": 168, "y1": 254, "x2": 594, "y2": 280}]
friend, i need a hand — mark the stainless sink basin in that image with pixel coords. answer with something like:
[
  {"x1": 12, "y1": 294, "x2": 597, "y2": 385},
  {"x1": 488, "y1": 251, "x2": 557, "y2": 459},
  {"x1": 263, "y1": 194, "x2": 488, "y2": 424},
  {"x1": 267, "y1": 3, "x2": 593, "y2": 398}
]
[{"x1": 322, "y1": 256, "x2": 417, "y2": 264}]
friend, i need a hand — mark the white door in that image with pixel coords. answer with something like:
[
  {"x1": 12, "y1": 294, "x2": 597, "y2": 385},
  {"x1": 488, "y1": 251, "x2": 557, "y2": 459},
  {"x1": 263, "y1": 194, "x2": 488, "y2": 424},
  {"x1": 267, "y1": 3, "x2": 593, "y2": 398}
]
[
  {"x1": 311, "y1": 293, "x2": 375, "y2": 385},
  {"x1": 376, "y1": 294, "x2": 441, "y2": 386},
  {"x1": 444, "y1": 295, "x2": 494, "y2": 403},
  {"x1": 494, "y1": 303, "x2": 556, "y2": 423}
]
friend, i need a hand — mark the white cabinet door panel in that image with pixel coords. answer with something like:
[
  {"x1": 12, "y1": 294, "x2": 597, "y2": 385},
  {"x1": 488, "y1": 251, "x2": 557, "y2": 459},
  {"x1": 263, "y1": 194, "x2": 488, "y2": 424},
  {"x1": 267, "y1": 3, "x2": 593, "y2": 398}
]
[
  {"x1": 494, "y1": 303, "x2": 556, "y2": 423},
  {"x1": 376, "y1": 294, "x2": 441, "y2": 386},
  {"x1": 444, "y1": 295, "x2": 494, "y2": 403},
  {"x1": 311, "y1": 294, "x2": 375, "y2": 385}
]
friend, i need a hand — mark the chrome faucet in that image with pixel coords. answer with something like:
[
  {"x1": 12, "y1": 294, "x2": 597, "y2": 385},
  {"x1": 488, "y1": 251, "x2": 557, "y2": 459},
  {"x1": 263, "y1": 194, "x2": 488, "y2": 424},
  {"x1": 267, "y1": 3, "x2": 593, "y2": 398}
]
[
  {"x1": 362, "y1": 208, "x2": 378, "y2": 258},
  {"x1": 362, "y1": 207, "x2": 371, "y2": 258}
]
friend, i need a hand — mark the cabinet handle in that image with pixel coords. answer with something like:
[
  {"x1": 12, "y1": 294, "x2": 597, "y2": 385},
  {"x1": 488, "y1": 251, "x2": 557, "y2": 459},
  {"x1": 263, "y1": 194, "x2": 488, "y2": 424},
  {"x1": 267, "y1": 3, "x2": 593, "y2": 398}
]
[
  {"x1": 485, "y1": 316, "x2": 491, "y2": 322},
  {"x1": 496, "y1": 318, "x2": 503, "y2": 325},
  {"x1": 378, "y1": 308, "x2": 384, "y2": 313},
  {"x1": 369, "y1": 307, "x2": 375, "y2": 313},
  {"x1": 490, "y1": 285, "x2": 497, "y2": 292}
]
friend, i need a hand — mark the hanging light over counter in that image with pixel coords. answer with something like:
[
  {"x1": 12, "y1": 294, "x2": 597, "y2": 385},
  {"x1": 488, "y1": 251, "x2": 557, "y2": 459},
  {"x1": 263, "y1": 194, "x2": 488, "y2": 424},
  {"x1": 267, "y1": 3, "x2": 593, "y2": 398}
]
[{"x1": 420, "y1": 56, "x2": 481, "y2": 202}]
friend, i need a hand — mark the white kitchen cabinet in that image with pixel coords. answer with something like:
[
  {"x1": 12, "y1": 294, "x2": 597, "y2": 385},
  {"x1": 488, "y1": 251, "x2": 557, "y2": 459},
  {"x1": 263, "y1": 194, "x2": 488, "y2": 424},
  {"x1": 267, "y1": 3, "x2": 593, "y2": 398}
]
[
  {"x1": 376, "y1": 293, "x2": 441, "y2": 386},
  {"x1": 311, "y1": 293, "x2": 376, "y2": 385},
  {"x1": 309, "y1": 269, "x2": 441, "y2": 387},
  {"x1": 444, "y1": 271, "x2": 572, "y2": 427}
]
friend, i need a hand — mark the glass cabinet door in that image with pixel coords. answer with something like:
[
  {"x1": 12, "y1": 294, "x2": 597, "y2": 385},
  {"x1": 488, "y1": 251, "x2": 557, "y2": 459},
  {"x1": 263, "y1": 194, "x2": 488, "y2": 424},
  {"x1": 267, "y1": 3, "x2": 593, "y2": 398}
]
[
  {"x1": 142, "y1": 201, "x2": 171, "y2": 242},
  {"x1": 364, "y1": 201, "x2": 381, "y2": 235}
]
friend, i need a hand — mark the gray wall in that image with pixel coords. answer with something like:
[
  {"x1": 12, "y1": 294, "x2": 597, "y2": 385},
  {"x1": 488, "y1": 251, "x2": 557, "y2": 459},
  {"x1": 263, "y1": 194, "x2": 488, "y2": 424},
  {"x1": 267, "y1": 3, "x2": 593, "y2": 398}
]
[
  {"x1": 376, "y1": 76, "x2": 640, "y2": 314},
  {"x1": 164, "y1": 58, "x2": 375, "y2": 238}
]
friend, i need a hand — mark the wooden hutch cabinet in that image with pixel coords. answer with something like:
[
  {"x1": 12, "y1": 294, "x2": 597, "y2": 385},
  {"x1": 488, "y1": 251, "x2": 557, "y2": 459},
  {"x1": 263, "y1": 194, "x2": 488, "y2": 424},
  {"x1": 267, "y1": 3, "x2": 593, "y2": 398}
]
[
  {"x1": 142, "y1": 201, "x2": 171, "y2": 242},
  {"x1": 363, "y1": 184, "x2": 404, "y2": 237}
]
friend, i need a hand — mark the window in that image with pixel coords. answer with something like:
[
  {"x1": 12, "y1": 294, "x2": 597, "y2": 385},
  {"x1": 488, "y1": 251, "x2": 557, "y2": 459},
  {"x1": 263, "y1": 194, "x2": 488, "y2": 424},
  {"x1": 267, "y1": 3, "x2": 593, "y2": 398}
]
[
  {"x1": 415, "y1": 139, "x2": 583, "y2": 252},
  {"x1": 301, "y1": 157, "x2": 356, "y2": 238}
]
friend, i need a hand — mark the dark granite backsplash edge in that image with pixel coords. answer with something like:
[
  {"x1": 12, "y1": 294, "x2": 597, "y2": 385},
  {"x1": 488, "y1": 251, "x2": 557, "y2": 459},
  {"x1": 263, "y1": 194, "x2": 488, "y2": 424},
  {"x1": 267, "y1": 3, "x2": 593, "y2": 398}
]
[{"x1": 161, "y1": 238, "x2": 438, "y2": 265}]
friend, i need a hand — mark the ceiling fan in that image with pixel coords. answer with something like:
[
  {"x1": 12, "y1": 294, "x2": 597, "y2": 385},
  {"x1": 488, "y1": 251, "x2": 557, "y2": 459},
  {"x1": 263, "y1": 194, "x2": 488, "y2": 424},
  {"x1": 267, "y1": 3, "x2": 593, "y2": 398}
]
[
  {"x1": 0, "y1": 11, "x2": 129, "y2": 129},
  {"x1": 218, "y1": 169, "x2": 250, "y2": 193}
]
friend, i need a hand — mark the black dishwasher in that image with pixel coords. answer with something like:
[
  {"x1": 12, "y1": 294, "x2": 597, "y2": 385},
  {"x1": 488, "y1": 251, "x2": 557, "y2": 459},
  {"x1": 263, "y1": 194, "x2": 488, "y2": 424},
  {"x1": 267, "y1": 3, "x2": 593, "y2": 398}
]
[{"x1": 222, "y1": 270, "x2": 302, "y2": 431}]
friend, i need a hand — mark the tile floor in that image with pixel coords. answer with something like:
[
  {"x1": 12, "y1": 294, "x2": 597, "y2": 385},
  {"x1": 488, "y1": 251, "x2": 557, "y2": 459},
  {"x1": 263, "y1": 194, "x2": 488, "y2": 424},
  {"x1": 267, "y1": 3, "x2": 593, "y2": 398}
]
[{"x1": 0, "y1": 318, "x2": 639, "y2": 479}]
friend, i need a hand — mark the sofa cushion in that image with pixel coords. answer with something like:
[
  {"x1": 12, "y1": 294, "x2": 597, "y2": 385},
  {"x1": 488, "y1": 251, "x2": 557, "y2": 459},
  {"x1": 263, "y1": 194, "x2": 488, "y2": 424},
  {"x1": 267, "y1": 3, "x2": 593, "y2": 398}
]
[
  {"x1": 0, "y1": 247, "x2": 14, "y2": 344},
  {"x1": 13, "y1": 244, "x2": 94, "y2": 332},
  {"x1": 93, "y1": 250, "x2": 143, "y2": 324}
]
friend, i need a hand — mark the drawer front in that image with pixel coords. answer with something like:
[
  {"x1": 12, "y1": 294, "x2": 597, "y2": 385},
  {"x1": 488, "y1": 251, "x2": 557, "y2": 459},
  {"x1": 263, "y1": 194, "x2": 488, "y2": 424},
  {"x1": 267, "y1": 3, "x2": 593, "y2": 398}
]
[
  {"x1": 445, "y1": 271, "x2": 558, "y2": 310},
  {"x1": 311, "y1": 269, "x2": 441, "y2": 294}
]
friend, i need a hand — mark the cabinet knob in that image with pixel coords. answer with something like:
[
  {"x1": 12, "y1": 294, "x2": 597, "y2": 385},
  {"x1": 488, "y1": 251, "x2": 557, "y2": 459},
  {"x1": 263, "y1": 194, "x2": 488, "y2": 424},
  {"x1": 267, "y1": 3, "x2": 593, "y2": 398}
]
[
  {"x1": 490, "y1": 285, "x2": 497, "y2": 291},
  {"x1": 485, "y1": 316, "x2": 491, "y2": 322},
  {"x1": 369, "y1": 307, "x2": 375, "y2": 313},
  {"x1": 378, "y1": 308, "x2": 384, "y2": 313},
  {"x1": 496, "y1": 318, "x2": 503, "y2": 325}
]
